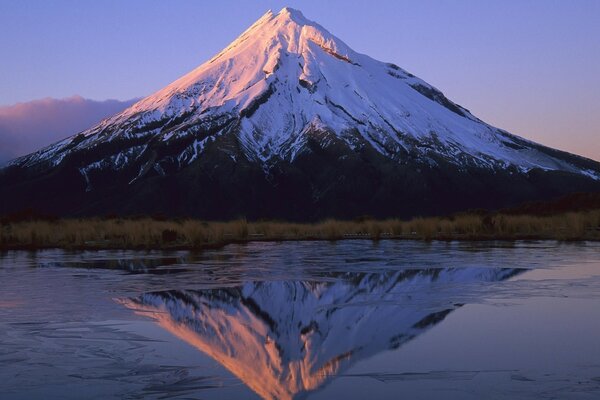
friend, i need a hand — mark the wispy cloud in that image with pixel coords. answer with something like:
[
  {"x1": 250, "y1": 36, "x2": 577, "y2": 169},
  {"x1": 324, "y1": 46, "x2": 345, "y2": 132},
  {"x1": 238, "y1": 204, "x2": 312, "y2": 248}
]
[{"x1": 0, "y1": 96, "x2": 138, "y2": 164}]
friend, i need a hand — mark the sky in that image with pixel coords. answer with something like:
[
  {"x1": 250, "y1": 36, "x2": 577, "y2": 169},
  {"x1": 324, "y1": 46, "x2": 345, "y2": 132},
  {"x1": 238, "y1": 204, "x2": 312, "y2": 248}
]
[
  {"x1": 0, "y1": 97, "x2": 137, "y2": 163},
  {"x1": 1, "y1": 0, "x2": 599, "y2": 161}
]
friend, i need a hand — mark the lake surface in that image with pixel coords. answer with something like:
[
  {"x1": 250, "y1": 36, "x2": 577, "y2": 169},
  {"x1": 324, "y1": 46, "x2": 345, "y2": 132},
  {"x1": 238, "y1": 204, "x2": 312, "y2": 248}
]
[{"x1": 1, "y1": 241, "x2": 600, "y2": 399}]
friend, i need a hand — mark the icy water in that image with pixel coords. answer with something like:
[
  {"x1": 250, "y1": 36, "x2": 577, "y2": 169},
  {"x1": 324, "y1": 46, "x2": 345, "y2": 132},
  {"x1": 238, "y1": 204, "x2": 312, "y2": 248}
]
[{"x1": 1, "y1": 241, "x2": 600, "y2": 400}]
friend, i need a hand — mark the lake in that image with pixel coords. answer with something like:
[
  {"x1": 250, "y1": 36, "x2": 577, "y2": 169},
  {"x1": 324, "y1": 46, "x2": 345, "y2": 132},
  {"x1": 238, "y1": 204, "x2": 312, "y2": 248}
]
[{"x1": 1, "y1": 241, "x2": 600, "y2": 399}]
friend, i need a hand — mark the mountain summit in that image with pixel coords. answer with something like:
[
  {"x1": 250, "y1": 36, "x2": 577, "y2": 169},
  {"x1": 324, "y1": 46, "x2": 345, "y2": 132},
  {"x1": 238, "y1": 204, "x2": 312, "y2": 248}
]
[{"x1": 2, "y1": 7, "x2": 599, "y2": 219}]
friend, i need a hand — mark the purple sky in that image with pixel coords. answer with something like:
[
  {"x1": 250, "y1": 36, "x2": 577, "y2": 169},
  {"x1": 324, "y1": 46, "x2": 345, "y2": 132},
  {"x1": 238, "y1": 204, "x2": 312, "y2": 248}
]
[
  {"x1": 0, "y1": 97, "x2": 137, "y2": 164},
  {"x1": 1, "y1": 0, "x2": 599, "y2": 161}
]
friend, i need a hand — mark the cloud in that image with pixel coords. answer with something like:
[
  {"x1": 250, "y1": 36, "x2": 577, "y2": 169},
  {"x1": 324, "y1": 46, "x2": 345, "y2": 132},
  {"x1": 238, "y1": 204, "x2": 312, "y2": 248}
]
[{"x1": 0, "y1": 96, "x2": 139, "y2": 165}]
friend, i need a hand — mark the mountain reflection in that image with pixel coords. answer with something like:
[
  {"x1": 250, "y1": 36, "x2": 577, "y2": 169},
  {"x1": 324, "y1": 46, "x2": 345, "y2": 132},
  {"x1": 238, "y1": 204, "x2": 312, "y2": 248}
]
[{"x1": 121, "y1": 267, "x2": 520, "y2": 400}]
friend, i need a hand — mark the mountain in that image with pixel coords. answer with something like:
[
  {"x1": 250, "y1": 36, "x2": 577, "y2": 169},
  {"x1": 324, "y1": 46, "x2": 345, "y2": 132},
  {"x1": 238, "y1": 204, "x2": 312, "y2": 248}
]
[
  {"x1": 121, "y1": 267, "x2": 521, "y2": 399},
  {"x1": 1, "y1": 7, "x2": 599, "y2": 219}
]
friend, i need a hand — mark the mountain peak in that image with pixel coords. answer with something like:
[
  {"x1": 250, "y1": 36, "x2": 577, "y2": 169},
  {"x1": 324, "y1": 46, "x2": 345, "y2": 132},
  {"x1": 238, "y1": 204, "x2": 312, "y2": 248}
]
[
  {"x1": 240, "y1": 6, "x2": 344, "y2": 53},
  {"x1": 276, "y1": 6, "x2": 307, "y2": 21},
  {"x1": 259, "y1": 7, "x2": 308, "y2": 23}
]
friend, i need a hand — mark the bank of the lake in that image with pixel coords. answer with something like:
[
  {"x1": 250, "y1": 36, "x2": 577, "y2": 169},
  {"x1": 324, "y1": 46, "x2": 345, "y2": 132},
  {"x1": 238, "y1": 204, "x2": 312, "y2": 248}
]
[{"x1": 1, "y1": 209, "x2": 599, "y2": 250}]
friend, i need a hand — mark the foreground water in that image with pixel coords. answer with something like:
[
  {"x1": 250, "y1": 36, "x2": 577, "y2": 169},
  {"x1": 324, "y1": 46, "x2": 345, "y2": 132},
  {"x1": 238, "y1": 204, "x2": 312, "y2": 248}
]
[{"x1": 1, "y1": 241, "x2": 600, "y2": 399}]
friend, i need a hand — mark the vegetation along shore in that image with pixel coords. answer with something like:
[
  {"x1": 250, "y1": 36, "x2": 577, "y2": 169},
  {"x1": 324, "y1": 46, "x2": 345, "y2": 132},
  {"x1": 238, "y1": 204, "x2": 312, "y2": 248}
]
[{"x1": 1, "y1": 209, "x2": 599, "y2": 250}]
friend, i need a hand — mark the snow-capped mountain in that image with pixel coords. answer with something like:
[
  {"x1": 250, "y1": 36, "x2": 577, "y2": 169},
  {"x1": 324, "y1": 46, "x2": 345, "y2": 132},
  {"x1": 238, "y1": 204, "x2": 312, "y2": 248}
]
[
  {"x1": 121, "y1": 267, "x2": 521, "y2": 400},
  {"x1": 1, "y1": 7, "x2": 599, "y2": 218}
]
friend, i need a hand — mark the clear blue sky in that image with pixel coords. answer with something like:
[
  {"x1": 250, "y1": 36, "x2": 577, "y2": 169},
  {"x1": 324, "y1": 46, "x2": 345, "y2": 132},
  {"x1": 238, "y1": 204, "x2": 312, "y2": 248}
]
[{"x1": 1, "y1": 0, "x2": 599, "y2": 160}]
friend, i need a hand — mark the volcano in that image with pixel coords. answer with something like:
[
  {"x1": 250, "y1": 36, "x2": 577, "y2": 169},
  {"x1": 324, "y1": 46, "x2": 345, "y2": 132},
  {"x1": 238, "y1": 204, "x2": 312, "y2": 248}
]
[{"x1": 2, "y1": 7, "x2": 599, "y2": 219}]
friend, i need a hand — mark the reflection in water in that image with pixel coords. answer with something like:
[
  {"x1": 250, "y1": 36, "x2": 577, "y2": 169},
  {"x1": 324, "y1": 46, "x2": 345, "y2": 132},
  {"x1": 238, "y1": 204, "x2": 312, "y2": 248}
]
[{"x1": 122, "y1": 267, "x2": 521, "y2": 400}]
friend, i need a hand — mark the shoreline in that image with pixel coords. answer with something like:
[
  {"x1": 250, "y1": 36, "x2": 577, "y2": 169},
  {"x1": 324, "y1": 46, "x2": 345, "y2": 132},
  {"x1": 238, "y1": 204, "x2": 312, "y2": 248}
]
[
  {"x1": 1, "y1": 236, "x2": 599, "y2": 252},
  {"x1": 2, "y1": 211, "x2": 600, "y2": 251}
]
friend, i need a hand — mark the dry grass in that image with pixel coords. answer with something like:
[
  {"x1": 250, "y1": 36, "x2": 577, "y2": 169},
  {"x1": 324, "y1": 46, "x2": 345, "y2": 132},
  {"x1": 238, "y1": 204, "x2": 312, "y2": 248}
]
[{"x1": 1, "y1": 210, "x2": 600, "y2": 249}]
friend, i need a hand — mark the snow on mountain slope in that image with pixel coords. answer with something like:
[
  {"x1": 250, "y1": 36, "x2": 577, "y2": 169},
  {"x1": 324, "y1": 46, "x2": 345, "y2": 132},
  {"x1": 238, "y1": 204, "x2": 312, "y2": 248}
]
[
  {"x1": 121, "y1": 267, "x2": 521, "y2": 400},
  {"x1": 7, "y1": 7, "x2": 599, "y2": 181}
]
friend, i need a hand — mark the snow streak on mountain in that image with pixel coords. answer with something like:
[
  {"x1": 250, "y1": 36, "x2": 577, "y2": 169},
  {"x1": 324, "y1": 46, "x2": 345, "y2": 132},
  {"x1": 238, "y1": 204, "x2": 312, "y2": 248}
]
[{"x1": 2, "y1": 7, "x2": 599, "y2": 218}]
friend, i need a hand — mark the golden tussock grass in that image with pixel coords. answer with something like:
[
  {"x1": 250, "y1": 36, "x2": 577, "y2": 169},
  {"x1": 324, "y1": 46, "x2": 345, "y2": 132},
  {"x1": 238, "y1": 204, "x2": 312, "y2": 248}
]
[{"x1": 1, "y1": 210, "x2": 599, "y2": 249}]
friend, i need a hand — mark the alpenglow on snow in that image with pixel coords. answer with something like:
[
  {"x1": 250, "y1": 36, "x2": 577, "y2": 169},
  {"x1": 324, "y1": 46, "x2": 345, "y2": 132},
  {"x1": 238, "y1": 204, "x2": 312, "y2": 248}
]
[{"x1": 2, "y1": 7, "x2": 600, "y2": 219}]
